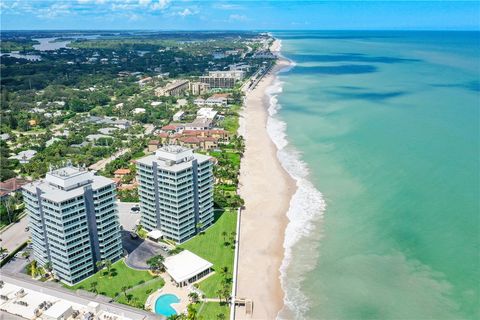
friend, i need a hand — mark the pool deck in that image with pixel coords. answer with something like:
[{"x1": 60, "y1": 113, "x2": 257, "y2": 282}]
[
  {"x1": 145, "y1": 271, "x2": 216, "y2": 316},
  {"x1": 145, "y1": 272, "x2": 190, "y2": 315}
]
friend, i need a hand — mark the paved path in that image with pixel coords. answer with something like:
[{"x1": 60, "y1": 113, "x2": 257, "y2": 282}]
[
  {"x1": 89, "y1": 148, "x2": 129, "y2": 171},
  {"x1": 0, "y1": 215, "x2": 29, "y2": 253}
]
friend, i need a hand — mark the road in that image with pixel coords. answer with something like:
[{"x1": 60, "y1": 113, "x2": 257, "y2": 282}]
[
  {"x1": 0, "y1": 215, "x2": 29, "y2": 253},
  {"x1": 89, "y1": 148, "x2": 129, "y2": 171}
]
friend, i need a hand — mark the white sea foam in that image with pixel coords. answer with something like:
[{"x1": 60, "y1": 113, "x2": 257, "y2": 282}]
[{"x1": 265, "y1": 53, "x2": 326, "y2": 320}]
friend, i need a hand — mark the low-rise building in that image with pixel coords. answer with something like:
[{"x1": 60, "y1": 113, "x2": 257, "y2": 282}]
[
  {"x1": 164, "y1": 250, "x2": 213, "y2": 287},
  {"x1": 133, "y1": 108, "x2": 146, "y2": 114},
  {"x1": 114, "y1": 168, "x2": 131, "y2": 178},
  {"x1": 197, "y1": 107, "x2": 218, "y2": 120},
  {"x1": 0, "y1": 177, "x2": 29, "y2": 201},
  {"x1": 148, "y1": 140, "x2": 161, "y2": 152},
  {"x1": 189, "y1": 82, "x2": 210, "y2": 95},
  {"x1": 155, "y1": 80, "x2": 190, "y2": 97},
  {"x1": 207, "y1": 70, "x2": 245, "y2": 80},
  {"x1": 185, "y1": 118, "x2": 213, "y2": 131},
  {"x1": 9, "y1": 150, "x2": 37, "y2": 164},
  {"x1": 173, "y1": 111, "x2": 185, "y2": 122}
]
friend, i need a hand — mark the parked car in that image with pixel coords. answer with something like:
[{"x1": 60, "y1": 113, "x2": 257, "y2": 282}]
[{"x1": 130, "y1": 205, "x2": 140, "y2": 214}]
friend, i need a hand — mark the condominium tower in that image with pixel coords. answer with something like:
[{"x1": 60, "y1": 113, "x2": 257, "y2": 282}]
[
  {"x1": 136, "y1": 146, "x2": 214, "y2": 243},
  {"x1": 22, "y1": 164, "x2": 123, "y2": 285}
]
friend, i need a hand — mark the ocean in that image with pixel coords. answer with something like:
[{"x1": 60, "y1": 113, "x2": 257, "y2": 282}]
[{"x1": 269, "y1": 31, "x2": 479, "y2": 320}]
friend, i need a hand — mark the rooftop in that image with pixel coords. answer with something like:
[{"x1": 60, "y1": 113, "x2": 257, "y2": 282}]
[
  {"x1": 136, "y1": 146, "x2": 211, "y2": 172},
  {"x1": 23, "y1": 165, "x2": 114, "y2": 202},
  {"x1": 164, "y1": 250, "x2": 213, "y2": 283}
]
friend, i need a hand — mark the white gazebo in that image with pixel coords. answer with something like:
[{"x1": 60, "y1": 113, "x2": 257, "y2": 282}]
[{"x1": 164, "y1": 250, "x2": 213, "y2": 287}]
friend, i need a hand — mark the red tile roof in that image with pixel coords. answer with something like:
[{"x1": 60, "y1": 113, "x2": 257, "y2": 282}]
[
  {"x1": 114, "y1": 168, "x2": 131, "y2": 175},
  {"x1": 161, "y1": 124, "x2": 179, "y2": 131},
  {"x1": 0, "y1": 178, "x2": 29, "y2": 197}
]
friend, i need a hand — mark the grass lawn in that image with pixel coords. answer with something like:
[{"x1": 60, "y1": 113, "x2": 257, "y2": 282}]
[
  {"x1": 210, "y1": 151, "x2": 241, "y2": 167},
  {"x1": 67, "y1": 259, "x2": 155, "y2": 298},
  {"x1": 180, "y1": 209, "x2": 237, "y2": 297},
  {"x1": 196, "y1": 301, "x2": 230, "y2": 319},
  {"x1": 221, "y1": 116, "x2": 239, "y2": 134},
  {"x1": 116, "y1": 277, "x2": 165, "y2": 309}
]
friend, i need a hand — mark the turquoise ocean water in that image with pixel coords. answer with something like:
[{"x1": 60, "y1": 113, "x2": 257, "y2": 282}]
[{"x1": 270, "y1": 31, "x2": 479, "y2": 320}]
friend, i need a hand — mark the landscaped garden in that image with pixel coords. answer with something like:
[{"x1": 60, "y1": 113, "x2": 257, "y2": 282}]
[
  {"x1": 116, "y1": 277, "x2": 165, "y2": 309},
  {"x1": 67, "y1": 259, "x2": 163, "y2": 308},
  {"x1": 180, "y1": 209, "x2": 237, "y2": 298},
  {"x1": 194, "y1": 301, "x2": 229, "y2": 319}
]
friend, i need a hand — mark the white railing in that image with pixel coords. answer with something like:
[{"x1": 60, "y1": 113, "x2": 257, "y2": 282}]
[{"x1": 230, "y1": 207, "x2": 242, "y2": 320}]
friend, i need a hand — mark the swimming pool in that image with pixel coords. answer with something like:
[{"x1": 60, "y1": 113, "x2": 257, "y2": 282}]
[{"x1": 154, "y1": 294, "x2": 180, "y2": 317}]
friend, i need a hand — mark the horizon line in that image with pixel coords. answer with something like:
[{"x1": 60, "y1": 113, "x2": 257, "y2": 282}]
[{"x1": 1, "y1": 28, "x2": 479, "y2": 32}]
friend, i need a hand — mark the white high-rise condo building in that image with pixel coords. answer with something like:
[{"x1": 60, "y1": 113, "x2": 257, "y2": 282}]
[
  {"x1": 22, "y1": 164, "x2": 123, "y2": 285},
  {"x1": 136, "y1": 146, "x2": 214, "y2": 243}
]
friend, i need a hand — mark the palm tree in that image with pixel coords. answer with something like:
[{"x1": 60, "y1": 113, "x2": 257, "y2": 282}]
[
  {"x1": 121, "y1": 286, "x2": 128, "y2": 298},
  {"x1": 216, "y1": 313, "x2": 226, "y2": 320},
  {"x1": 44, "y1": 261, "x2": 52, "y2": 272},
  {"x1": 220, "y1": 266, "x2": 229, "y2": 278},
  {"x1": 188, "y1": 292, "x2": 199, "y2": 303},
  {"x1": 29, "y1": 260, "x2": 37, "y2": 278},
  {"x1": 96, "y1": 261, "x2": 103, "y2": 272},
  {"x1": 90, "y1": 281, "x2": 98, "y2": 293},
  {"x1": 196, "y1": 222, "x2": 204, "y2": 234},
  {"x1": 216, "y1": 289, "x2": 224, "y2": 303},
  {"x1": 104, "y1": 259, "x2": 112, "y2": 275},
  {"x1": 146, "y1": 255, "x2": 165, "y2": 273},
  {"x1": 221, "y1": 231, "x2": 227, "y2": 244},
  {"x1": 186, "y1": 303, "x2": 197, "y2": 320},
  {"x1": 0, "y1": 247, "x2": 8, "y2": 256}
]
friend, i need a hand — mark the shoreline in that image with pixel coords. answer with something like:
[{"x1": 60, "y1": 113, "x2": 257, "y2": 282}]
[{"x1": 235, "y1": 40, "x2": 296, "y2": 319}]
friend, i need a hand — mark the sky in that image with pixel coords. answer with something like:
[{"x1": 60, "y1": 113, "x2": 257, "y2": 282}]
[{"x1": 1, "y1": 0, "x2": 479, "y2": 31}]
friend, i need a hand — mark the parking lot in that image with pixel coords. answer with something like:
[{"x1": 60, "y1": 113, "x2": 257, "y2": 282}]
[
  {"x1": 116, "y1": 201, "x2": 141, "y2": 232},
  {"x1": 0, "y1": 215, "x2": 29, "y2": 254}
]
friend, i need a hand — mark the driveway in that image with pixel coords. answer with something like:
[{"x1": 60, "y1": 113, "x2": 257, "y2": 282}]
[
  {"x1": 122, "y1": 231, "x2": 169, "y2": 270},
  {"x1": 2, "y1": 255, "x2": 29, "y2": 274},
  {"x1": 0, "y1": 215, "x2": 29, "y2": 253}
]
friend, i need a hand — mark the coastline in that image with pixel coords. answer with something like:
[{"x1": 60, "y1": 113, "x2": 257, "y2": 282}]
[{"x1": 235, "y1": 40, "x2": 296, "y2": 319}]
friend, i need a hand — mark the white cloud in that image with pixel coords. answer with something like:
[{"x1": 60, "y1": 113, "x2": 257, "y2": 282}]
[
  {"x1": 138, "y1": 0, "x2": 151, "y2": 6},
  {"x1": 77, "y1": 0, "x2": 107, "y2": 3},
  {"x1": 151, "y1": 0, "x2": 170, "y2": 11},
  {"x1": 128, "y1": 13, "x2": 141, "y2": 21},
  {"x1": 215, "y1": 3, "x2": 243, "y2": 10},
  {"x1": 38, "y1": 3, "x2": 72, "y2": 19},
  {"x1": 229, "y1": 14, "x2": 247, "y2": 22},
  {"x1": 177, "y1": 8, "x2": 194, "y2": 17}
]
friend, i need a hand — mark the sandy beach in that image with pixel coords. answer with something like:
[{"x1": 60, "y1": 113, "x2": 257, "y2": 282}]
[{"x1": 236, "y1": 40, "x2": 296, "y2": 319}]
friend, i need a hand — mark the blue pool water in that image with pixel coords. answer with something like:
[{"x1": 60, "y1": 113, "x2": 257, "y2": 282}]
[{"x1": 154, "y1": 294, "x2": 180, "y2": 317}]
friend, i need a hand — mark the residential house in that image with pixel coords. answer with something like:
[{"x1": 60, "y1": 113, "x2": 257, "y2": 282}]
[
  {"x1": 173, "y1": 111, "x2": 185, "y2": 122},
  {"x1": 148, "y1": 140, "x2": 161, "y2": 152},
  {"x1": 0, "y1": 178, "x2": 29, "y2": 201},
  {"x1": 9, "y1": 150, "x2": 37, "y2": 164}
]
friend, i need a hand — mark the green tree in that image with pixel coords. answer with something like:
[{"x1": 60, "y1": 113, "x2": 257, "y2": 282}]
[
  {"x1": 188, "y1": 292, "x2": 199, "y2": 303},
  {"x1": 90, "y1": 281, "x2": 98, "y2": 293}
]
